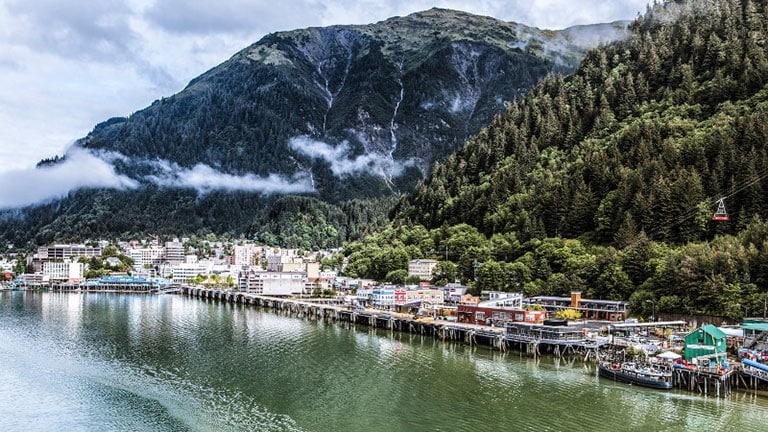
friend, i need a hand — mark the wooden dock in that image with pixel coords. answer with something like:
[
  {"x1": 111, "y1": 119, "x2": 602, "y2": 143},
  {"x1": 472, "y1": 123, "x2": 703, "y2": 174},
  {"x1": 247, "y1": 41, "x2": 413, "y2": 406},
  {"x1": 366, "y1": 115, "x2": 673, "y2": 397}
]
[
  {"x1": 180, "y1": 287, "x2": 768, "y2": 398},
  {"x1": 182, "y1": 287, "x2": 506, "y2": 349}
]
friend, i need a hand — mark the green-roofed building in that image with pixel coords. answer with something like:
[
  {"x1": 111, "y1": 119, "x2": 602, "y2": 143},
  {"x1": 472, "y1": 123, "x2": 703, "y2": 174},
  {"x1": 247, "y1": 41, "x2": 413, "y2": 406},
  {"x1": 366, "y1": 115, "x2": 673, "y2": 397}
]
[{"x1": 684, "y1": 324, "x2": 727, "y2": 363}]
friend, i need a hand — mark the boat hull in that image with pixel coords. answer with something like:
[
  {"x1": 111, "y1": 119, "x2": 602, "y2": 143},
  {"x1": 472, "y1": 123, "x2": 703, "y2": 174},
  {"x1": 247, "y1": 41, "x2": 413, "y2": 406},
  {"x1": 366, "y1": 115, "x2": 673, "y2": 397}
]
[{"x1": 598, "y1": 364, "x2": 673, "y2": 390}]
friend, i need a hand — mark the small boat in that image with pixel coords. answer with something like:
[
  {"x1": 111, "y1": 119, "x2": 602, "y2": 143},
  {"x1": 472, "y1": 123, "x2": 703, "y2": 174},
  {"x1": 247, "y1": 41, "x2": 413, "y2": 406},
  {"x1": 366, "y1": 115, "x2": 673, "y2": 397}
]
[{"x1": 598, "y1": 362, "x2": 673, "y2": 390}]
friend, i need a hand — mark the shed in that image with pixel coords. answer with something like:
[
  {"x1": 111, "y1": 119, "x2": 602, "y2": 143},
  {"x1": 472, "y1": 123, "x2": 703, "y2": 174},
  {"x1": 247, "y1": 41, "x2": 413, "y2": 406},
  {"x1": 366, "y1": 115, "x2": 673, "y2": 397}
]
[
  {"x1": 743, "y1": 318, "x2": 768, "y2": 350},
  {"x1": 684, "y1": 324, "x2": 727, "y2": 363}
]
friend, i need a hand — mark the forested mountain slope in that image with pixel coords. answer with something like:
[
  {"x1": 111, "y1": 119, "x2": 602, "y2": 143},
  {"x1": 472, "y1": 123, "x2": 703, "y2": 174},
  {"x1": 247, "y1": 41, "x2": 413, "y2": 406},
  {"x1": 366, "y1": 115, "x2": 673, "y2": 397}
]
[
  {"x1": 342, "y1": 0, "x2": 768, "y2": 319},
  {"x1": 396, "y1": 0, "x2": 768, "y2": 245},
  {"x1": 0, "y1": 9, "x2": 624, "y2": 248}
]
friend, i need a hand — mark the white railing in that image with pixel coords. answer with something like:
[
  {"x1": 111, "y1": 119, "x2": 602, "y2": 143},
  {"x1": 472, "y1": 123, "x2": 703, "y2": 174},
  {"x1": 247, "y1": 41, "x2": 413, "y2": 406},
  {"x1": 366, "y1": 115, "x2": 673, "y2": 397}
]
[{"x1": 742, "y1": 364, "x2": 768, "y2": 382}]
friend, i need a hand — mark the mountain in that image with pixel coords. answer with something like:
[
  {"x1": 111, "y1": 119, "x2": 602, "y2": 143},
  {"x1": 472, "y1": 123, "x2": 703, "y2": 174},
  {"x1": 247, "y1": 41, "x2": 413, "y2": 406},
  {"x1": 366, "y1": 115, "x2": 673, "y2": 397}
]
[
  {"x1": 0, "y1": 8, "x2": 628, "y2": 248},
  {"x1": 394, "y1": 0, "x2": 768, "y2": 245}
]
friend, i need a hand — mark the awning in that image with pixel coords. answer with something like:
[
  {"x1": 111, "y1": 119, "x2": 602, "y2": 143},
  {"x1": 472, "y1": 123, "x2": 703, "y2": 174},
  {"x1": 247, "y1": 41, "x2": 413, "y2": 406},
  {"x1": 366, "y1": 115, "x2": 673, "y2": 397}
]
[{"x1": 657, "y1": 351, "x2": 682, "y2": 360}]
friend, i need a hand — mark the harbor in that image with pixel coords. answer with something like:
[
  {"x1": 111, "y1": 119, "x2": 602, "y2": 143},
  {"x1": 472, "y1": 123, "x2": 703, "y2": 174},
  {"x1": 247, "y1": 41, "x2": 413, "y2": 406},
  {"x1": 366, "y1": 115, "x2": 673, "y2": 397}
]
[
  {"x1": 5, "y1": 290, "x2": 768, "y2": 431},
  {"x1": 182, "y1": 286, "x2": 768, "y2": 399}
]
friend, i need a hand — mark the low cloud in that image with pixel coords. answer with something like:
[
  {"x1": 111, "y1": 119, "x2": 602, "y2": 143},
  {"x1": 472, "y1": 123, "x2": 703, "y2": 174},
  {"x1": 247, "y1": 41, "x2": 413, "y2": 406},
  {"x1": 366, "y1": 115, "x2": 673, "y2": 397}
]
[
  {"x1": 0, "y1": 148, "x2": 138, "y2": 209},
  {"x1": 289, "y1": 136, "x2": 388, "y2": 177},
  {"x1": 144, "y1": 159, "x2": 315, "y2": 195},
  {"x1": 0, "y1": 148, "x2": 315, "y2": 209}
]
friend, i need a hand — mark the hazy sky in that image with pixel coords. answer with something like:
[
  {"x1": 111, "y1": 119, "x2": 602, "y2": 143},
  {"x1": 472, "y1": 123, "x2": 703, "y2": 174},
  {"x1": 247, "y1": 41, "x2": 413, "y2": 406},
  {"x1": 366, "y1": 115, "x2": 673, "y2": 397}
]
[{"x1": 0, "y1": 0, "x2": 649, "y2": 177}]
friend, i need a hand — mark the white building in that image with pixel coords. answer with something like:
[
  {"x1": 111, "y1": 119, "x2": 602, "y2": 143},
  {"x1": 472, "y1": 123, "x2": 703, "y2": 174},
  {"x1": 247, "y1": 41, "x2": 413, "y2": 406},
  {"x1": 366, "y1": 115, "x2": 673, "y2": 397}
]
[
  {"x1": 233, "y1": 244, "x2": 262, "y2": 266},
  {"x1": 0, "y1": 259, "x2": 14, "y2": 273},
  {"x1": 408, "y1": 259, "x2": 439, "y2": 281},
  {"x1": 42, "y1": 261, "x2": 85, "y2": 282},
  {"x1": 129, "y1": 246, "x2": 165, "y2": 271},
  {"x1": 238, "y1": 269, "x2": 306, "y2": 296},
  {"x1": 265, "y1": 248, "x2": 299, "y2": 271},
  {"x1": 162, "y1": 261, "x2": 214, "y2": 284},
  {"x1": 165, "y1": 241, "x2": 185, "y2": 264}
]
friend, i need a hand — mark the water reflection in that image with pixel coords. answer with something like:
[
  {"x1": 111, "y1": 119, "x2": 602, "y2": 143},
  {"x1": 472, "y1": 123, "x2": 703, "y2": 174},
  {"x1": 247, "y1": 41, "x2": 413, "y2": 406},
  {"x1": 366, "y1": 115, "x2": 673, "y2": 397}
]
[{"x1": 2, "y1": 292, "x2": 768, "y2": 432}]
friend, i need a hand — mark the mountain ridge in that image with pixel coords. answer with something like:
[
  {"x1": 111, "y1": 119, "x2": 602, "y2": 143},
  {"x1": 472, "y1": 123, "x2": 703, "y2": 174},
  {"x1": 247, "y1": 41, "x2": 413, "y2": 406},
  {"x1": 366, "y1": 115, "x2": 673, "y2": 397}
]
[{"x1": 1, "y1": 9, "x2": 628, "y2": 248}]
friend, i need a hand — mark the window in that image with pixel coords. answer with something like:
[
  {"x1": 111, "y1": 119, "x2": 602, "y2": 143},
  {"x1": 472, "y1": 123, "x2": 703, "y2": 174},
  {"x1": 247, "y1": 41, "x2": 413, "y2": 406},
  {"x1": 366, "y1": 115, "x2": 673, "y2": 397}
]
[{"x1": 475, "y1": 312, "x2": 485, "y2": 321}]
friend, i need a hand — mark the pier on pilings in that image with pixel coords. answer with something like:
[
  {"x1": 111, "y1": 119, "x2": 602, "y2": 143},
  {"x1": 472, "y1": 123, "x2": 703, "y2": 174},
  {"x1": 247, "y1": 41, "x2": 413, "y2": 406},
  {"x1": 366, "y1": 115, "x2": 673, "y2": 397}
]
[
  {"x1": 672, "y1": 367, "x2": 741, "y2": 398},
  {"x1": 179, "y1": 286, "x2": 500, "y2": 348}
]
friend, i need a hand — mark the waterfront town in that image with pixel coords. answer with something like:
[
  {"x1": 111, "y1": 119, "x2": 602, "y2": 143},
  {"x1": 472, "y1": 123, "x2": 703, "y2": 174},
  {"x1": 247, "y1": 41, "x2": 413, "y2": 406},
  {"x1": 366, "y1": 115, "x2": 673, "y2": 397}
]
[{"x1": 2, "y1": 239, "x2": 768, "y2": 398}]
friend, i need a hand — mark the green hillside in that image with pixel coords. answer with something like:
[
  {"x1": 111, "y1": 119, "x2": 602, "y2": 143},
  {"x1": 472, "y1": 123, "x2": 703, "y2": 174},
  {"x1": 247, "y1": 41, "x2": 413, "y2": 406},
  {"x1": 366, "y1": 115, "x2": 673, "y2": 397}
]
[{"x1": 347, "y1": 0, "x2": 768, "y2": 320}]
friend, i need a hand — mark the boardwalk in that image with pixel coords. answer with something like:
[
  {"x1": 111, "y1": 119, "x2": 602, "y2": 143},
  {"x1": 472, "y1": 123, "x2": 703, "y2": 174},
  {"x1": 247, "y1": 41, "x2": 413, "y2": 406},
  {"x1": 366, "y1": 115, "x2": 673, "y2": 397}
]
[{"x1": 183, "y1": 287, "x2": 506, "y2": 348}]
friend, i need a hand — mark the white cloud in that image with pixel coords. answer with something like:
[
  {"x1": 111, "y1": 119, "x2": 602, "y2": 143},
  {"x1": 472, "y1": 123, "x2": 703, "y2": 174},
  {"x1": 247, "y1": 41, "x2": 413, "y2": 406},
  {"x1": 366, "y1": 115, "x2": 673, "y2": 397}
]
[
  {"x1": 145, "y1": 160, "x2": 315, "y2": 195},
  {"x1": 0, "y1": 147, "x2": 316, "y2": 209},
  {"x1": 0, "y1": 148, "x2": 138, "y2": 209},
  {"x1": 289, "y1": 136, "x2": 388, "y2": 177},
  {"x1": 0, "y1": 1, "x2": 649, "y2": 175}
]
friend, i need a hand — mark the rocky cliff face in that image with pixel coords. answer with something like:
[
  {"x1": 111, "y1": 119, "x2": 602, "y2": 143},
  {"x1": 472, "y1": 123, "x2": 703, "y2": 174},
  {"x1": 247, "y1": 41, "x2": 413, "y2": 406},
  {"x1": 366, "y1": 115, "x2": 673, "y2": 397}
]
[{"x1": 79, "y1": 8, "x2": 626, "y2": 199}]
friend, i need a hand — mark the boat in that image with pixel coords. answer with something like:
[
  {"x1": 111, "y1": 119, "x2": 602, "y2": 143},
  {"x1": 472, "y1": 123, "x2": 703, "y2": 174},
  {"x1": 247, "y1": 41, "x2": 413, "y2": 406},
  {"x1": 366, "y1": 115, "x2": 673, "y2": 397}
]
[{"x1": 598, "y1": 362, "x2": 673, "y2": 390}]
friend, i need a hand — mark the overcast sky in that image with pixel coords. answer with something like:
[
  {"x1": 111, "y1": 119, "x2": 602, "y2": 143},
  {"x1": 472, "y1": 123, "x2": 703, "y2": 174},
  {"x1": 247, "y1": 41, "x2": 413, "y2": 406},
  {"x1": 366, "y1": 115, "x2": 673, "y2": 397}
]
[{"x1": 0, "y1": 0, "x2": 649, "y2": 176}]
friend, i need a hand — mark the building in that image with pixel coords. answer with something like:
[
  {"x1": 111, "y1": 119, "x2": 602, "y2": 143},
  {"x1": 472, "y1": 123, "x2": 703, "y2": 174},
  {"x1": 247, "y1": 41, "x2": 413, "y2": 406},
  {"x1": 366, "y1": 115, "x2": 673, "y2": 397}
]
[
  {"x1": 12, "y1": 273, "x2": 50, "y2": 287},
  {"x1": 31, "y1": 244, "x2": 102, "y2": 272},
  {"x1": 371, "y1": 288, "x2": 396, "y2": 309},
  {"x1": 37, "y1": 244, "x2": 102, "y2": 260},
  {"x1": 233, "y1": 244, "x2": 262, "y2": 266},
  {"x1": 524, "y1": 291, "x2": 628, "y2": 321},
  {"x1": 458, "y1": 292, "x2": 546, "y2": 326},
  {"x1": 238, "y1": 269, "x2": 306, "y2": 296},
  {"x1": 265, "y1": 248, "x2": 299, "y2": 272},
  {"x1": 129, "y1": 246, "x2": 166, "y2": 272},
  {"x1": 743, "y1": 318, "x2": 768, "y2": 351},
  {"x1": 81, "y1": 275, "x2": 168, "y2": 292},
  {"x1": 42, "y1": 261, "x2": 85, "y2": 282},
  {"x1": 439, "y1": 283, "x2": 470, "y2": 303},
  {"x1": 684, "y1": 324, "x2": 727, "y2": 363},
  {"x1": 408, "y1": 259, "x2": 439, "y2": 281},
  {"x1": 162, "y1": 261, "x2": 214, "y2": 284},
  {"x1": 393, "y1": 288, "x2": 445, "y2": 307},
  {"x1": 165, "y1": 241, "x2": 185, "y2": 264}
]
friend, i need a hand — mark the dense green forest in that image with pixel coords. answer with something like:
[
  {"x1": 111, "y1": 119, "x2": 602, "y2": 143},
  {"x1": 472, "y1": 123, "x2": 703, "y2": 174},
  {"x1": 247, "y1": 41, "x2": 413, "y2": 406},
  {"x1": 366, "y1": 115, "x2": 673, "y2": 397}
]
[
  {"x1": 343, "y1": 0, "x2": 768, "y2": 320},
  {"x1": 0, "y1": 189, "x2": 395, "y2": 250}
]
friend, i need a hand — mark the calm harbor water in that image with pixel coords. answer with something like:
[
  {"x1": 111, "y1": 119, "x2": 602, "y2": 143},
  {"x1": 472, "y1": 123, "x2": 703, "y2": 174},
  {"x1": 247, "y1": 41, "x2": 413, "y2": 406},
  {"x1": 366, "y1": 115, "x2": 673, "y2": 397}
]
[{"x1": 1, "y1": 292, "x2": 767, "y2": 431}]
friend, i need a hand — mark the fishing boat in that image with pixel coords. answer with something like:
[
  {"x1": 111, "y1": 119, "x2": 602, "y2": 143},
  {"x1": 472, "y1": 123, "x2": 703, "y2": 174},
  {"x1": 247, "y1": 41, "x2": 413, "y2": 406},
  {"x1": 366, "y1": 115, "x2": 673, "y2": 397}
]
[{"x1": 598, "y1": 362, "x2": 673, "y2": 390}]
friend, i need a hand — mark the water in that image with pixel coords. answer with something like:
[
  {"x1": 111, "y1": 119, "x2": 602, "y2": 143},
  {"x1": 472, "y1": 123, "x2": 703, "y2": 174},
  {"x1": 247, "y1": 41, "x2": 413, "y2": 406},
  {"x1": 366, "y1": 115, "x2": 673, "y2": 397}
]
[{"x1": 1, "y1": 292, "x2": 766, "y2": 431}]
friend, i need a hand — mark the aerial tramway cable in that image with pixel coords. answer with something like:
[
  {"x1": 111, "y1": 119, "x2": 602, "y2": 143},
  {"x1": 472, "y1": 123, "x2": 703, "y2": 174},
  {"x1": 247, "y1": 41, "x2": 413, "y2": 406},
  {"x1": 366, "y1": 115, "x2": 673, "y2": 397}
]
[{"x1": 635, "y1": 164, "x2": 768, "y2": 242}]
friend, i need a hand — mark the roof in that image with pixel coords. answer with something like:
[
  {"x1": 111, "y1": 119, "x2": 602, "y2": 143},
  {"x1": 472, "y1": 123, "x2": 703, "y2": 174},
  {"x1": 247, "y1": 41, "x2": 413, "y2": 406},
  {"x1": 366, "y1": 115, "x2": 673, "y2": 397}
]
[
  {"x1": 610, "y1": 320, "x2": 687, "y2": 329},
  {"x1": 744, "y1": 322, "x2": 768, "y2": 332},
  {"x1": 699, "y1": 324, "x2": 727, "y2": 339}
]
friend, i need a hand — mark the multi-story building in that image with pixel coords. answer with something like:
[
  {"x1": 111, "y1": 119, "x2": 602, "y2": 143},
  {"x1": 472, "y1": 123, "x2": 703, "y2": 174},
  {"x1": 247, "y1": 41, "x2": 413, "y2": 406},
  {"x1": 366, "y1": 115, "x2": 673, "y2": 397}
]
[
  {"x1": 165, "y1": 241, "x2": 185, "y2": 264},
  {"x1": 458, "y1": 292, "x2": 545, "y2": 326},
  {"x1": 162, "y1": 261, "x2": 214, "y2": 284},
  {"x1": 238, "y1": 269, "x2": 306, "y2": 296},
  {"x1": 31, "y1": 244, "x2": 102, "y2": 272},
  {"x1": 42, "y1": 261, "x2": 85, "y2": 282},
  {"x1": 233, "y1": 244, "x2": 262, "y2": 266},
  {"x1": 524, "y1": 291, "x2": 629, "y2": 321},
  {"x1": 371, "y1": 288, "x2": 396, "y2": 309},
  {"x1": 129, "y1": 246, "x2": 166, "y2": 272},
  {"x1": 37, "y1": 244, "x2": 102, "y2": 261},
  {"x1": 408, "y1": 259, "x2": 439, "y2": 281}
]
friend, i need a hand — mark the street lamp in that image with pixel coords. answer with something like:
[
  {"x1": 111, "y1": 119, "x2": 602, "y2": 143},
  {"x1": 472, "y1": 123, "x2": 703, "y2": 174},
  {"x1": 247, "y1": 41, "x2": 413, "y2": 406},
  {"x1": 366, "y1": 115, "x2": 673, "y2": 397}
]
[{"x1": 645, "y1": 299, "x2": 655, "y2": 322}]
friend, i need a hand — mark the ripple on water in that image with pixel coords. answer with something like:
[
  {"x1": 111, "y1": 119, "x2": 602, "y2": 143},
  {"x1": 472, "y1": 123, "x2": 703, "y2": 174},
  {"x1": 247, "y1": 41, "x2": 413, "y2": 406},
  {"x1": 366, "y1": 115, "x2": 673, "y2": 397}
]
[{"x1": 5, "y1": 292, "x2": 768, "y2": 432}]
